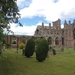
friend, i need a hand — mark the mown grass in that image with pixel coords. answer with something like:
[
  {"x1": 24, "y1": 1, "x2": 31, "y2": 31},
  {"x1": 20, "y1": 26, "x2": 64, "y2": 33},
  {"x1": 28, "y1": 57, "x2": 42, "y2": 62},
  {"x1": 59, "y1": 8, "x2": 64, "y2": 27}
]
[{"x1": 0, "y1": 48, "x2": 75, "y2": 75}]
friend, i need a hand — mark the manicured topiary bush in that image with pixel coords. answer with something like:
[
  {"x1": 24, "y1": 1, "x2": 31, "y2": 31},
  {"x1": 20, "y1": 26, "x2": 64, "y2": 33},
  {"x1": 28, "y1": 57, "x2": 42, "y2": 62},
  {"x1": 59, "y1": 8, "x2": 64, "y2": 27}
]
[
  {"x1": 36, "y1": 39, "x2": 49, "y2": 62},
  {"x1": 19, "y1": 42, "x2": 25, "y2": 49},
  {"x1": 35, "y1": 38, "x2": 41, "y2": 51},
  {"x1": 25, "y1": 38, "x2": 35, "y2": 57}
]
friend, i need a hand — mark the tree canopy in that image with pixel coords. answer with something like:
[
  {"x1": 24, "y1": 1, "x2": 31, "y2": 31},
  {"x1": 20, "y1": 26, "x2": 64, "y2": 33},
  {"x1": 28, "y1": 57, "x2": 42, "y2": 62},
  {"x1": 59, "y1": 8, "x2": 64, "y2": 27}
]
[{"x1": 0, "y1": 0, "x2": 21, "y2": 46}]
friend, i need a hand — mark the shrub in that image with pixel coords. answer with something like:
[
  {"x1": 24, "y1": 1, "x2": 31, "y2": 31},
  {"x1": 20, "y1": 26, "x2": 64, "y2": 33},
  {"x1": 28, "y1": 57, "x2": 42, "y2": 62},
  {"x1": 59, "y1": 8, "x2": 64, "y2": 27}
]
[
  {"x1": 35, "y1": 39, "x2": 41, "y2": 46},
  {"x1": 49, "y1": 46, "x2": 52, "y2": 50},
  {"x1": 6, "y1": 43, "x2": 11, "y2": 49},
  {"x1": 12, "y1": 40, "x2": 16, "y2": 44},
  {"x1": 19, "y1": 42, "x2": 25, "y2": 49},
  {"x1": 36, "y1": 39, "x2": 49, "y2": 62},
  {"x1": 35, "y1": 38, "x2": 41, "y2": 51},
  {"x1": 25, "y1": 38, "x2": 35, "y2": 57}
]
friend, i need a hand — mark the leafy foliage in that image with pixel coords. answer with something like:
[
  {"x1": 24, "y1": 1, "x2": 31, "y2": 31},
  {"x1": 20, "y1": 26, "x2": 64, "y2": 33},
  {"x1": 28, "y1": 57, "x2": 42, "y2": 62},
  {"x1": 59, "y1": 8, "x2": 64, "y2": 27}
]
[
  {"x1": 0, "y1": 49, "x2": 2, "y2": 55},
  {"x1": 36, "y1": 39, "x2": 49, "y2": 62},
  {"x1": 6, "y1": 43, "x2": 11, "y2": 49},
  {"x1": 12, "y1": 40, "x2": 16, "y2": 44},
  {"x1": 0, "y1": 0, "x2": 21, "y2": 48},
  {"x1": 35, "y1": 39, "x2": 41, "y2": 51},
  {"x1": 21, "y1": 39, "x2": 25, "y2": 44},
  {"x1": 19, "y1": 42, "x2": 25, "y2": 49},
  {"x1": 25, "y1": 38, "x2": 35, "y2": 57}
]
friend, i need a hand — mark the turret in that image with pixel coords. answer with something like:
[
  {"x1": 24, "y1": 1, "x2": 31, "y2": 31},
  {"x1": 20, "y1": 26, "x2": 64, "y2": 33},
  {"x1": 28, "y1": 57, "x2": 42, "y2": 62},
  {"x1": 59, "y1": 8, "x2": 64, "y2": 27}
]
[
  {"x1": 49, "y1": 23, "x2": 51, "y2": 29},
  {"x1": 58, "y1": 19, "x2": 61, "y2": 25},
  {"x1": 42, "y1": 22, "x2": 44, "y2": 27},
  {"x1": 68, "y1": 20, "x2": 71, "y2": 25},
  {"x1": 64, "y1": 20, "x2": 67, "y2": 25},
  {"x1": 64, "y1": 20, "x2": 68, "y2": 29}
]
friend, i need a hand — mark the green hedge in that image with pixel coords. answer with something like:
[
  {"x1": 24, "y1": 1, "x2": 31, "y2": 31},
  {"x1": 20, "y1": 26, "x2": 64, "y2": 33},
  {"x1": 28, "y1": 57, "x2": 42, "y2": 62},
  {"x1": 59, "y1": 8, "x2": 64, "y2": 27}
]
[
  {"x1": 25, "y1": 38, "x2": 35, "y2": 57},
  {"x1": 36, "y1": 39, "x2": 49, "y2": 62}
]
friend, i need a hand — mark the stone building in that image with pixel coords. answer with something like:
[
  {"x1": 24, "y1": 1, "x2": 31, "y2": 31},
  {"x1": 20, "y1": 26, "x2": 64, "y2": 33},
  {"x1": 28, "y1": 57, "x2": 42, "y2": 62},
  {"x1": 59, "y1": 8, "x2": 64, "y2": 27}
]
[
  {"x1": 6, "y1": 35, "x2": 33, "y2": 48},
  {"x1": 5, "y1": 19, "x2": 75, "y2": 48},
  {"x1": 34, "y1": 19, "x2": 75, "y2": 48}
]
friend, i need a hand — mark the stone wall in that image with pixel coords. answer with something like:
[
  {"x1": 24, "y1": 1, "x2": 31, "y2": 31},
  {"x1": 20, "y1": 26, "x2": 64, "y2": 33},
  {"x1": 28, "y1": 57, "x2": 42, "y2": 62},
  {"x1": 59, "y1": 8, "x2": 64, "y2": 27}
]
[{"x1": 34, "y1": 19, "x2": 75, "y2": 47}]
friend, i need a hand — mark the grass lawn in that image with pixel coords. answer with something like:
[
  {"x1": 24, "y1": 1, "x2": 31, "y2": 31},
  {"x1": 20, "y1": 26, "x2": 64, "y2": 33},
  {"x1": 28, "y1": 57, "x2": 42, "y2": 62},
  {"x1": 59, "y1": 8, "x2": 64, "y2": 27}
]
[{"x1": 0, "y1": 48, "x2": 75, "y2": 75}]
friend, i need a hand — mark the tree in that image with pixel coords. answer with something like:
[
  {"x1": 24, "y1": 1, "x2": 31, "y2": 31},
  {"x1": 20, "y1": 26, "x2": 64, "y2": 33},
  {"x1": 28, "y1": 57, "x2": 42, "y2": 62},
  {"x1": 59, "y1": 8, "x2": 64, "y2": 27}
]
[
  {"x1": 25, "y1": 38, "x2": 35, "y2": 57},
  {"x1": 0, "y1": 0, "x2": 22, "y2": 50},
  {"x1": 36, "y1": 39, "x2": 49, "y2": 62}
]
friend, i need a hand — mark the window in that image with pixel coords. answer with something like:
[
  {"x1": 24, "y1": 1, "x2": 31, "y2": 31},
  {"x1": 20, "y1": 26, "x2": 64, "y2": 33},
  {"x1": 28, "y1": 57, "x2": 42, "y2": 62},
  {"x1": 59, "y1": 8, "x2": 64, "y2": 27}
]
[{"x1": 36, "y1": 29, "x2": 39, "y2": 34}]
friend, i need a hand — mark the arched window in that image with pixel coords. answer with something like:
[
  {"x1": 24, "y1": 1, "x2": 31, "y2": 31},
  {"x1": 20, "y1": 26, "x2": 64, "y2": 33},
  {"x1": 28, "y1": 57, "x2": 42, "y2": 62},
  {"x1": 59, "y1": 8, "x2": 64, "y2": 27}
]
[
  {"x1": 12, "y1": 36, "x2": 16, "y2": 44},
  {"x1": 55, "y1": 37, "x2": 59, "y2": 45},
  {"x1": 36, "y1": 29, "x2": 39, "y2": 34},
  {"x1": 48, "y1": 37, "x2": 52, "y2": 45}
]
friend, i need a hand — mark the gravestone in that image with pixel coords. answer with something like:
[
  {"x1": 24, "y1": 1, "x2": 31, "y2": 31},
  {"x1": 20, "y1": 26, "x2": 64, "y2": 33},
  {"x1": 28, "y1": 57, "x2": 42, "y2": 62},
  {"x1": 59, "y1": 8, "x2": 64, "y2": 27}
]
[{"x1": 52, "y1": 49, "x2": 56, "y2": 55}]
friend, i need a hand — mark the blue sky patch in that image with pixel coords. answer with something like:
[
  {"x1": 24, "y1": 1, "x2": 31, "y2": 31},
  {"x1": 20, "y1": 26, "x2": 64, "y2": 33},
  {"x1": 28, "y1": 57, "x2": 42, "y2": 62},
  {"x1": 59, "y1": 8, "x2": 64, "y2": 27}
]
[
  {"x1": 10, "y1": 0, "x2": 75, "y2": 35},
  {"x1": 53, "y1": 0, "x2": 59, "y2": 3},
  {"x1": 19, "y1": 16, "x2": 49, "y2": 26}
]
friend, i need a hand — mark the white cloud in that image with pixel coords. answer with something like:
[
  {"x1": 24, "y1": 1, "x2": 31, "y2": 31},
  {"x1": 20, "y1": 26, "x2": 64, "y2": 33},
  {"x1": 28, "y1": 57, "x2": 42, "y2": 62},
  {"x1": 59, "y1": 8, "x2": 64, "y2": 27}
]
[
  {"x1": 9, "y1": 22, "x2": 49, "y2": 35},
  {"x1": 8, "y1": 22, "x2": 48, "y2": 35},
  {"x1": 20, "y1": 0, "x2": 75, "y2": 22},
  {"x1": 9, "y1": 23, "x2": 37, "y2": 35},
  {"x1": 13, "y1": 0, "x2": 75, "y2": 35},
  {"x1": 61, "y1": 24, "x2": 64, "y2": 28},
  {"x1": 9, "y1": 22, "x2": 64, "y2": 35}
]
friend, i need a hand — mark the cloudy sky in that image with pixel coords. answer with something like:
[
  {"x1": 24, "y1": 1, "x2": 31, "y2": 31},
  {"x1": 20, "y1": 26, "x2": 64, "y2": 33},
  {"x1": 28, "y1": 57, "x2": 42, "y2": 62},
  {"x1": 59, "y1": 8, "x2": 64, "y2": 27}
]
[{"x1": 10, "y1": 0, "x2": 75, "y2": 35}]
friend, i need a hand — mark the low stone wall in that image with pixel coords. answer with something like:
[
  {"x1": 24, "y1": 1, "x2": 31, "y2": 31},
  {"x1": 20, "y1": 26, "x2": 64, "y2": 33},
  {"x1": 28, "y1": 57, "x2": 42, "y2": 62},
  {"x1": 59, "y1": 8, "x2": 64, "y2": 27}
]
[{"x1": 11, "y1": 44, "x2": 17, "y2": 48}]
